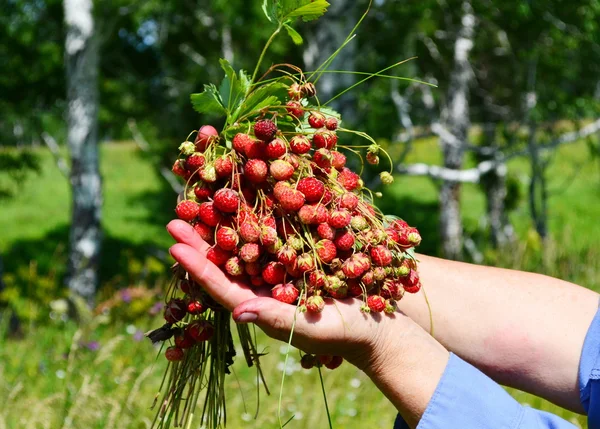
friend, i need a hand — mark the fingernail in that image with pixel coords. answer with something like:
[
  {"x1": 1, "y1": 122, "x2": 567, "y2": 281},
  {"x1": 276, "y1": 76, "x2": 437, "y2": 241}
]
[{"x1": 236, "y1": 312, "x2": 258, "y2": 324}]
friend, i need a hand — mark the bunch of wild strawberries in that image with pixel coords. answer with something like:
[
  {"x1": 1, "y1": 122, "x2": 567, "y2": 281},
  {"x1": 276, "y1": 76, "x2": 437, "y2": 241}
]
[{"x1": 162, "y1": 81, "x2": 422, "y2": 369}]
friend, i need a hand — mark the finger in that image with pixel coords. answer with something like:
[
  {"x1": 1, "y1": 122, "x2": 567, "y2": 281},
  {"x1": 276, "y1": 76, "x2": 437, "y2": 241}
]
[
  {"x1": 167, "y1": 219, "x2": 211, "y2": 254},
  {"x1": 170, "y1": 243, "x2": 256, "y2": 311},
  {"x1": 232, "y1": 297, "x2": 297, "y2": 342}
]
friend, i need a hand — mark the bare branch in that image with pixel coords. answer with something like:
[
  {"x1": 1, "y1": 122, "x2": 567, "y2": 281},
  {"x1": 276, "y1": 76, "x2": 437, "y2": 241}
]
[
  {"x1": 41, "y1": 132, "x2": 70, "y2": 178},
  {"x1": 128, "y1": 119, "x2": 183, "y2": 194}
]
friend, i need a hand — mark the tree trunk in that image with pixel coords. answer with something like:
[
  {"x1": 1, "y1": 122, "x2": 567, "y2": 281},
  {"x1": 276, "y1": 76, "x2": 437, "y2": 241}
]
[
  {"x1": 64, "y1": 0, "x2": 102, "y2": 306},
  {"x1": 439, "y1": 1, "x2": 475, "y2": 260}
]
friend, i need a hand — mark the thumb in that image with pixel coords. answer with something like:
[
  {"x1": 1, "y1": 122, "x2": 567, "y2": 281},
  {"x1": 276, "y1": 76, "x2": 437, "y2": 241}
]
[{"x1": 232, "y1": 297, "x2": 297, "y2": 342}]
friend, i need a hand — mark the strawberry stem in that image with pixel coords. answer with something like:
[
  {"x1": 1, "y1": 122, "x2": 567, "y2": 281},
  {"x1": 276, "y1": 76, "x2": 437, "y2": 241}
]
[
  {"x1": 251, "y1": 25, "x2": 283, "y2": 88},
  {"x1": 318, "y1": 366, "x2": 334, "y2": 429}
]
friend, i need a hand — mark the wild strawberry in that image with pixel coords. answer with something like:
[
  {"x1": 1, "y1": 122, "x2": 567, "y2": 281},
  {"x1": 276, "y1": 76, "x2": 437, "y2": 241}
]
[
  {"x1": 175, "y1": 200, "x2": 200, "y2": 221},
  {"x1": 297, "y1": 177, "x2": 325, "y2": 202},
  {"x1": 308, "y1": 112, "x2": 326, "y2": 128},
  {"x1": 287, "y1": 235, "x2": 304, "y2": 251},
  {"x1": 347, "y1": 279, "x2": 364, "y2": 297},
  {"x1": 215, "y1": 155, "x2": 234, "y2": 178},
  {"x1": 239, "y1": 221, "x2": 261, "y2": 243},
  {"x1": 270, "y1": 160, "x2": 295, "y2": 181},
  {"x1": 271, "y1": 283, "x2": 299, "y2": 304},
  {"x1": 338, "y1": 168, "x2": 360, "y2": 191},
  {"x1": 278, "y1": 189, "x2": 305, "y2": 212},
  {"x1": 289, "y1": 135, "x2": 311, "y2": 154},
  {"x1": 277, "y1": 244, "x2": 297, "y2": 265},
  {"x1": 373, "y1": 267, "x2": 387, "y2": 281},
  {"x1": 244, "y1": 159, "x2": 268, "y2": 183},
  {"x1": 245, "y1": 262, "x2": 262, "y2": 276},
  {"x1": 197, "y1": 202, "x2": 222, "y2": 226},
  {"x1": 174, "y1": 329, "x2": 196, "y2": 349},
  {"x1": 301, "y1": 82, "x2": 317, "y2": 98},
  {"x1": 384, "y1": 299, "x2": 397, "y2": 314},
  {"x1": 286, "y1": 100, "x2": 304, "y2": 118},
  {"x1": 266, "y1": 138, "x2": 287, "y2": 159},
  {"x1": 172, "y1": 159, "x2": 188, "y2": 178},
  {"x1": 254, "y1": 119, "x2": 278, "y2": 142},
  {"x1": 233, "y1": 133, "x2": 253, "y2": 154},
  {"x1": 322, "y1": 188, "x2": 333, "y2": 205},
  {"x1": 260, "y1": 226, "x2": 278, "y2": 246},
  {"x1": 262, "y1": 262, "x2": 286, "y2": 285},
  {"x1": 331, "y1": 151, "x2": 346, "y2": 170},
  {"x1": 361, "y1": 270, "x2": 375, "y2": 287},
  {"x1": 179, "y1": 279, "x2": 192, "y2": 295},
  {"x1": 200, "y1": 164, "x2": 217, "y2": 183},
  {"x1": 164, "y1": 298, "x2": 187, "y2": 324},
  {"x1": 194, "y1": 183, "x2": 213, "y2": 201},
  {"x1": 206, "y1": 246, "x2": 231, "y2": 266},
  {"x1": 400, "y1": 269, "x2": 421, "y2": 293},
  {"x1": 288, "y1": 82, "x2": 303, "y2": 100},
  {"x1": 193, "y1": 223, "x2": 214, "y2": 244},
  {"x1": 312, "y1": 148, "x2": 332, "y2": 169},
  {"x1": 298, "y1": 204, "x2": 318, "y2": 225},
  {"x1": 187, "y1": 300, "x2": 206, "y2": 315},
  {"x1": 300, "y1": 354, "x2": 317, "y2": 369},
  {"x1": 245, "y1": 140, "x2": 267, "y2": 159},
  {"x1": 313, "y1": 129, "x2": 337, "y2": 149},
  {"x1": 286, "y1": 259, "x2": 302, "y2": 277},
  {"x1": 318, "y1": 355, "x2": 333, "y2": 366},
  {"x1": 216, "y1": 227, "x2": 239, "y2": 251},
  {"x1": 325, "y1": 117, "x2": 338, "y2": 131},
  {"x1": 381, "y1": 279, "x2": 405, "y2": 301},
  {"x1": 334, "y1": 230, "x2": 355, "y2": 251},
  {"x1": 339, "y1": 192, "x2": 359, "y2": 210},
  {"x1": 296, "y1": 253, "x2": 315, "y2": 273},
  {"x1": 328, "y1": 209, "x2": 351, "y2": 229},
  {"x1": 351, "y1": 215, "x2": 369, "y2": 231},
  {"x1": 323, "y1": 276, "x2": 347, "y2": 298},
  {"x1": 308, "y1": 270, "x2": 326, "y2": 289},
  {"x1": 342, "y1": 253, "x2": 370, "y2": 278},
  {"x1": 250, "y1": 275, "x2": 266, "y2": 287},
  {"x1": 325, "y1": 355, "x2": 343, "y2": 370},
  {"x1": 165, "y1": 346, "x2": 184, "y2": 361},
  {"x1": 187, "y1": 320, "x2": 215, "y2": 342},
  {"x1": 316, "y1": 223, "x2": 335, "y2": 240},
  {"x1": 239, "y1": 243, "x2": 261, "y2": 263},
  {"x1": 185, "y1": 153, "x2": 206, "y2": 172},
  {"x1": 225, "y1": 256, "x2": 244, "y2": 276},
  {"x1": 305, "y1": 295, "x2": 325, "y2": 313},
  {"x1": 316, "y1": 239, "x2": 337, "y2": 264},
  {"x1": 213, "y1": 189, "x2": 239, "y2": 213},
  {"x1": 380, "y1": 171, "x2": 394, "y2": 185},
  {"x1": 370, "y1": 245, "x2": 393, "y2": 266},
  {"x1": 367, "y1": 295, "x2": 386, "y2": 313},
  {"x1": 195, "y1": 125, "x2": 218, "y2": 152},
  {"x1": 366, "y1": 152, "x2": 379, "y2": 165}
]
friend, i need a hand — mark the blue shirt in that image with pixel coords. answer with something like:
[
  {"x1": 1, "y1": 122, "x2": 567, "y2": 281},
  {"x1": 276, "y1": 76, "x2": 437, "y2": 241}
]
[{"x1": 394, "y1": 306, "x2": 600, "y2": 429}]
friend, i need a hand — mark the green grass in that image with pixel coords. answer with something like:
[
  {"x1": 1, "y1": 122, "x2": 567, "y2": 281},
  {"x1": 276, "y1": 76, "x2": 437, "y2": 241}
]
[{"x1": 1, "y1": 138, "x2": 598, "y2": 428}]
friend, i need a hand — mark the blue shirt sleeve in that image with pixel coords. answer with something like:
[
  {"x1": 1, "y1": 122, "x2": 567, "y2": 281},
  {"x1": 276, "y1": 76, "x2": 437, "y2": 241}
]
[{"x1": 394, "y1": 305, "x2": 600, "y2": 429}]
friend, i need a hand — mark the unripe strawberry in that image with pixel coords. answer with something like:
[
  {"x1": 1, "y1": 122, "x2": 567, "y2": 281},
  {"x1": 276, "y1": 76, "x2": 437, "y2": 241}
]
[
  {"x1": 233, "y1": 133, "x2": 253, "y2": 154},
  {"x1": 380, "y1": 171, "x2": 394, "y2": 185},
  {"x1": 254, "y1": 119, "x2": 278, "y2": 142},
  {"x1": 305, "y1": 295, "x2": 325, "y2": 313},
  {"x1": 325, "y1": 117, "x2": 339, "y2": 131},
  {"x1": 164, "y1": 298, "x2": 187, "y2": 324},
  {"x1": 270, "y1": 159, "x2": 295, "y2": 181},
  {"x1": 272, "y1": 283, "x2": 299, "y2": 304},
  {"x1": 262, "y1": 262, "x2": 286, "y2": 285},
  {"x1": 384, "y1": 299, "x2": 397, "y2": 314},
  {"x1": 174, "y1": 330, "x2": 195, "y2": 349},
  {"x1": 206, "y1": 246, "x2": 231, "y2": 266},
  {"x1": 244, "y1": 159, "x2": 268, "y2": 183},
  {"x1": 308, "y1": 112, "x2": 326, "y2": 128},
  {"x1": 187, "y1": 320, "x2": 215, "y2": 342},
  {"x1": 325, "y1": 355, "x2": 343, "y2": 370},
  {"x1": 179, "y1": 141, "x2": 196, "y2": 156},
  {"x1": 367, "y1": 295, "x2": 386, "y2": 313},
  {"x1": 266, "y1": 138, "x2": 287, "y2": 159},
  {"x1": 300, "y1": 354, "x2": 317, "y2": 369},
  {"x1": 286, "y1": 100, "x2": 304, "y2": 118},
  {"x1": 373, "y1": 266, "x2": 387, "y2": 281},
  {"x1": 165, "y1": 346, "x2": 184, "y2": 361},
  {"x1": 240, "y1": 243, "x2": 262, "y2": 263},
  {"x1": 200, "y1": 164, "x2": 217, "y2": 183},
  {"x1": 195, "y1": 125, "x2": 218, "y2": 152},
  {"x1": 289, "y1": 135, "x2": 311, "y2": 154},
  {"x1": 351, "y1": 215, "x2": 369, "y2": 231},
  {"x1": 187, "y1": 300, "x2": 206, "y2": 315},
  {"x1": 287, "y1": 235, "x2": 305, "y2": 251},
  {"x1": 324, "y1": 276, "x2": 348, "y2": 298},
  {"x1": 288, "y1": 82, "x2": 303, "y2": 100},
  {"x1": 225, "y1": 256, "x2": 244, "y2": 276}
]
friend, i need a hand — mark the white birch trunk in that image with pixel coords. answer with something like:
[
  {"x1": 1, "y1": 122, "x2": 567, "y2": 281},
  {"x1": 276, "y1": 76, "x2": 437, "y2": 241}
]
[
  {"x1": 64, "y1": 0, "x2": 102, "y2": 306},
  {"x1": 439, "y1": 1, "x2": 475, "y2": 260}
]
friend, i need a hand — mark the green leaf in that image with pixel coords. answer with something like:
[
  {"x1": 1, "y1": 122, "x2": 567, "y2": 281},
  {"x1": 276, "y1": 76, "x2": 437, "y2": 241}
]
[
  {"x1": 284, "y1": 24, "x2": 303, "y2": 45},
  {"x1": 190, "y1": 84, "x2": 227, "y2": 117},
  {"x1": 236, "y1": 82, "x2": 287, "y2": 119},
  {"x1": 239, "y1": 69, "x2": 251, "y2": 94},
  {"x1": 283, "y1": 0, "x2": 330, "y2": 22},
  {"x1": 219, "y1": 58, "x2": 245, "y2": 112},
  {"x1": 262, "y1": 0, "x2": 277, "y2": 22}
]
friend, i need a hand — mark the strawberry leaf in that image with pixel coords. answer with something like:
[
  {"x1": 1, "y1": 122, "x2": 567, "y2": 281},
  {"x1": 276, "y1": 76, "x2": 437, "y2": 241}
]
[
  {"x1": 282, "y1": 0, "x2": 330, "y2": 22},
  {"x1": 190, "y1": 84, "x2": 227, "y2": 117},
  {"x1": 262, "y1": 0, "x2": 278, "y2": 23},
  {"x1": 236, "y1": 82, "x2": 287, "y2": 119},
  {"x1": 284, "y1": 24, "x2": 303, "y2": 45},
  {"x1": 219, "y1": 59, "x2": 245, "y2": 113}
]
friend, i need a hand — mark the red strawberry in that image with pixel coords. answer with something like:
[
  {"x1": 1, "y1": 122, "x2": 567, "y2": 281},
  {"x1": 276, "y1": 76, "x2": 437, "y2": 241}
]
[
  {"x1": 213, "y1": 189, "x2": 239, "y2": 213},
  {"x1": 308, "y1": 270, "x2": 326, "y2": 289},
  {"x1": 194, "y1": 183, "x2": 213, "y2": 200},
  {"x1": 331, "y1": 151, "x2": 346, "y2": 170},
  {"x1": 165, "y1": 346, "x2": 184, "y2": 361},
  {"x1": 325, "y1": 355, "x2": 343, "y2": 369},
  {"x1": 334, "y1": 230, "x2": 355, "y2": 251},
  {"x1": 367, "y1": 295, "x2": 386, "y2": 313},
  {"x1": 216, "y1": 227, "x2": 239, "y2": 251},
  {"x1": 239, "y1": 221, "x2": 261, "y2": 243},
  {"x1": 325, "y1": 117, "x2": 338, "y2": 131},
  {"x1": 366, "y1": 152, "x2": 379, "y2": 165},
  {"x1": 339, "y1": 192, "x2": 359, "y2": 210},
  {"x1": 164, "y1": 298, "x2": 187, "y2": 324},
  {"x1": 286, "y1": 100, "x2": 304, "y2": 118},
  {"x1": 298, "y1": 204, "x2": 319, "y2": 225},
  {"x1": 270, "y1": 160, "x2": 295, "y2": 181},
  {"x1": 308, "y1": 112, "x2": 326, "y2": 128},
  {"x1": 305, "y1": 295, "x2": 325, "y2": 313},
  {"x1": 195, "y1": 125, "x2": 218, "y2": 151},
  {"x1": 266, "y1": 138, "x2": 287, "y2": 159},
  {"x1": 245, "y1": 140, "x2": 267, "y2": 159},
  {"x1": 296, "y1": 253, "x2": 315, "y2": 273},
  {"x1": 198, "y1": 202, "x2": 222, "y2": 226},
  {"x1": 271, "y1": 283, "x2": 299, "y2": 304},
  {"x1": 400, "y1": 269, "x2": 421, "y2": 293},
  {"x1": 342, "y1": 253, "x2": 370, "y2": 278},
  {"x1": 316, "y1": 223, "x2": 335, "y2": 240},
  {"x1": 175, "y1": 200, "x2": 200, "y2": 221},
  {"x1": 322, "y1": 188, "x2": 333, "y2": 205},
  {"x1": 172, "y1": 159, "x2": 188, "y2": 178},
  {"x1": 187, "y1": 320, "x2": 215, "y2": 342},
  {"x1": 301, "y1": 82, "x2": 317, "y2": 98},
  {"x1": 174, "y1": 330, "x2": 195, "y2": 349},
  {"x1": 289, "y1": 135, "x2": 311, "y2": 154},
  {"x1": 328, "y1": 209, "x2": 351, "y2": 229},
  {"x1": 245, "y1": 262, "x2": 262, "y2": 276},
  {"x1": 262, "y1": 262, "x2": 286, "y2": 285},
  {"x1": 312, "y1": 148, "x2": 332, "y2": 169},
  {"x1": 187, "y1": 300, "x2": 206, "y2": 315},
  {"x1": 233, "y1": 133, "x2": 253, "y2": 154},
  {"x1": 250, "y1": 275, "x2": 266, "y2": 287},
  {"x1": 240, "y1": 243, "x2": 262, "y2": 263},
  {"x1": 277, "y1": 244, "x2": 297, "y2": 265},
  {"x1": 185, "y1": 153, "x2": 206, "y2": 172},
  {"x1": 273, "y1": 181, "x2": 291, "y2": 200},
  {"x1": 288, "y1": 82, "x2": 302, "y2": 100},
  {"x1": 215, "y1": 155, "x2": 234, "y2": 178},
  {"x1": 300, "y1": 354, "x2": 317, "y2": 369},
  {"x1": 316, "y1": 239, "x2": 337, "y2": 264},
  {"x1": 193, "y1": 222, "x2": 214, "y2": 243},
  {"x1": 206, "y1": 246, "x2": 231, "y2": 266},
  {"x1": 381, "y1": 279, "x2": 405, "y2": 301},
  {"x1": 254, "y1": 119, "x2": 278, "y2": 142},
  {"x1": 338, "y1": 167, "x2": 360, "y2": 191},
  {"x1": 347, "y1": 279, "x2": 364, "y2": 297},
  {"x1": 225, "y1": 256, "x2": 244, "y2": 276},
  {"x1": 385, "y1": 228, "x2": 400, "y2": 246},
  {"x1": 278, "y1": 189, "x2": 305, "y2": 212},
  {"x1": 260, "y1": 226, "x2": 278, "y2": 246},
  {"x1": 313, "y1": 129, "x2": 337, "y2": 149},
  {"x1": 297, "y1": 177, "x2": 325, "y2": 202},
  {"x1": 370, "y1": 245, "x2": 393, "y2": 266},
  {"x1": 244, "y1": 159, "x2": 268, "y2": 183},
  {"x1": 361, "y1": 270, "x2": 375, "y2": 287}
]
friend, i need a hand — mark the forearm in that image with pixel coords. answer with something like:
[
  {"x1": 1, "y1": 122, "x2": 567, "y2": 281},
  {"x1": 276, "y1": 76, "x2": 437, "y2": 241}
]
[{"x1": 397, "y1": 254, "x2": 599, "y2": 413}]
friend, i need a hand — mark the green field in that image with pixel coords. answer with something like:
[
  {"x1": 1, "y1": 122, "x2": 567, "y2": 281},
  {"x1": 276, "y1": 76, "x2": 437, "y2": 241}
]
[{"x1": 0, "y1": 139, "x2": 597, "y2": 428}]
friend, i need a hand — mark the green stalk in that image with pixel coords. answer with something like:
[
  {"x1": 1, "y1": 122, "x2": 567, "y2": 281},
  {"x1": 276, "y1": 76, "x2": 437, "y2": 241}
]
[
  {"x1": 251, "y1": 25, "x2": 283, "y2": 87},
  {"x1": 318, "y1": 367, "x2": 334, "y2": 429}
]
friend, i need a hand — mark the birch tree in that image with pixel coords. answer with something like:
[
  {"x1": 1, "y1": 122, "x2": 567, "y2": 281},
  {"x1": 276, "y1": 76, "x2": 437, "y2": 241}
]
[{"x1": 64, "y1": 0, "x2": 102, "y2": 306}]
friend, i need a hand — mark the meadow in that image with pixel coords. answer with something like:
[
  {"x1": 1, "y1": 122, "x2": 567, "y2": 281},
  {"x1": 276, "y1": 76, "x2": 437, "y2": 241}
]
[{"x1": 0, "y1": 137, "x2": 597, "y2": 428}]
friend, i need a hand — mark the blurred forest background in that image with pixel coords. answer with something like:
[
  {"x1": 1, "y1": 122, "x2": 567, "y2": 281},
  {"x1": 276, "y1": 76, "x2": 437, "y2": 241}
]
[{"x1": 1, "y1": 0, "x2": 599, "y2": 428}]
